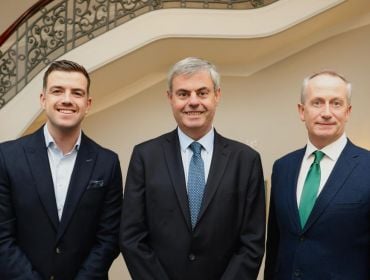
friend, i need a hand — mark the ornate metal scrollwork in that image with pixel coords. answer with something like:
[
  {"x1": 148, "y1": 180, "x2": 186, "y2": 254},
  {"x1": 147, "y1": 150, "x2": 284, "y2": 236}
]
[{"x1": 26, "y1": 3, "x2": 67, "y2": 70}]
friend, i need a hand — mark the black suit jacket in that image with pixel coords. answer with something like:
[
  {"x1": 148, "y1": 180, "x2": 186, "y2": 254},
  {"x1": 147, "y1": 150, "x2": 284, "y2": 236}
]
[
  {"x1": 0, "y1": 127, "x2": 123, "y2": 280},
  {"x1": 265, "y1": 140, "x2": 370, "y2": 280},
  {"x1": 120, "y1": 129, "x2": 266, "y2": 280}
]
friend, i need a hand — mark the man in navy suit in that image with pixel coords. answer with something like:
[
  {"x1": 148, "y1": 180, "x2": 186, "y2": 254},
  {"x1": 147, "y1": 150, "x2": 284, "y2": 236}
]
[
  {"x1": 120, "y1": 57, "x2": 266, "y2": 279},
  {"x1": 265, "y1": 70, "x2": 370, "y2": 279},
  {"x1": 0, "y1": 60, "x2": 123, "y2": 279}
]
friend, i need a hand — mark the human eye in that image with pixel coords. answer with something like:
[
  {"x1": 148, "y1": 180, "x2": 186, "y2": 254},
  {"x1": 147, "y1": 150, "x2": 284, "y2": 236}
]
[
  {"x1": 331, "y1": 99, "x2": 343, "y2": 108},
  {"x1": 49, "y1": 88, "x2": 63, "y2": 96},
  {"x1": 176, "y1": 90, "x2": 189, "y2": 99},
  {"x1": 197, "y1": 89, "x2": 210, "y2": 98},
  {"x1": 73, "y1": 90, "x2": 85, "y2": 97},
  {"x1": 311, "y1": 99, "x2": 322, "y2": 108}
]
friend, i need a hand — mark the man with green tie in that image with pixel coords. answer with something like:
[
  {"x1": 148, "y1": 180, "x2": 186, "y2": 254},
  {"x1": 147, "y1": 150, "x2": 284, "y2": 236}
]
[{"x1": 265, "y1": 70, "x2": 370, "y2": 279}]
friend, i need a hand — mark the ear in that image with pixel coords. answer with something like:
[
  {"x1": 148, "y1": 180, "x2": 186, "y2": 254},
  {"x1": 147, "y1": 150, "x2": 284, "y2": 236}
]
[
  {"x1": 167, "y1": 90, "x2": 172, "y2": 102},
  {"x1": 40, "y1": 91, "x2": 46, "y2": 109},
  {"x1": 345, "y1": 104, "x2": 352, "y2": 120},
  {"x1": 214, "y1": 88, "x2": 221, "y2": 105},
  {"x1": 298, "y1": 103, "x2": 305, "y2": 121},
  {"x1": 85, "y1": 96, "x2": 92, "y2": 114}
]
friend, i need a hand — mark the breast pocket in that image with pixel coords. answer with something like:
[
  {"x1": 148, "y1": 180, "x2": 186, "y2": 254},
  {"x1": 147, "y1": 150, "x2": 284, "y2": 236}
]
[
  {"x1": 334, "y1": 200, "x2": 362, "y2": 208},
  {"x1": 86, "y1": 180, "x2": 105, "y2": 190},
  {"x1": 330, "y1": 190, "x2": 364, "y2": 211}
]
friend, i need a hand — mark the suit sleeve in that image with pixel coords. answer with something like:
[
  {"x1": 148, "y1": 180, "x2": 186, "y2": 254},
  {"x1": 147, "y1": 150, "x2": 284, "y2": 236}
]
[
  {"x1": 120, "y1": 147, "x2": 171, "y2": 280},
  {"x1": 264, "y1": 162, "x2": 280, "y2": 280},
  {"x1": 221, "y1": 152, "x2": 266, "y2": 279},
  {"x1": 75, "y1": 154, "x2": 123, "y2": 279},
  {"x1": 0, "y1": 147, "x2": 43, "y2": 280}
]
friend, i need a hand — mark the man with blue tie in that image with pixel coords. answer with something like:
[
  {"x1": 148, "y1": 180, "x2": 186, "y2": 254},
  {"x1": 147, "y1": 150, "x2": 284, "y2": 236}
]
[
  {"x1": 120, "y1": 57, "x2": 266, "y2": 279},
  {"x1": 265, "y1": 70, "x2": 370, "y2": 279},
  {"x1": 0, "y1": 60, "x2": 123, "y2": 279}
]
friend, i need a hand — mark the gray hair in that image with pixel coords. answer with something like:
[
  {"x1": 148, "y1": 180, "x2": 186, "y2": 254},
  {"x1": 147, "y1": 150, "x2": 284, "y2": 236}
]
[
  {"x1": 167, "y1": 57, "x2": 220, "y2": 92},
  {"x1": 301, "y1": 70, "x2": 352, "y2": 104}
]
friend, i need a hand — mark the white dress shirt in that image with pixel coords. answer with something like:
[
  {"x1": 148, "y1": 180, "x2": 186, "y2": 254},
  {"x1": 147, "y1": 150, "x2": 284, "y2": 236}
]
[
  {"x1": 296, "y1": 133, "x2": 347, "y2": 205},
  {"x1": 177, "y1": 127, "x2": 214, "y2": 188},
  {"x1": 44, "y1": 125, "x2": 81, "y2": 220}
]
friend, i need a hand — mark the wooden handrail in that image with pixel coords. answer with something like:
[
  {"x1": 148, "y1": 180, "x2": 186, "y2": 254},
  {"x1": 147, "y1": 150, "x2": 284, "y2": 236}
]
[{"x1": 0, "y1": 0, "x2": 54, "y2": 47}]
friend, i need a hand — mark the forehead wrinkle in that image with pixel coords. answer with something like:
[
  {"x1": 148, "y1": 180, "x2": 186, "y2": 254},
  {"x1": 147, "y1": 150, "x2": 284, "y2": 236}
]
[{"x1": 308, "y1": 80, "x2": 347, "y2": 97}]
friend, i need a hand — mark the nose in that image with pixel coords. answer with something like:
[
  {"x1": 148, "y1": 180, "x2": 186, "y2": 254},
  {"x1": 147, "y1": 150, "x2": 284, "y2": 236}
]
[
  {"x1": 61, "y1": 92, "x2": 72, "y2": 104},
  {"x1": 321, "y1": 103, "x2": 332, "y2": 118},
  {"x1": 188, "y1": 92, "x2": 200, "y2": 106}
]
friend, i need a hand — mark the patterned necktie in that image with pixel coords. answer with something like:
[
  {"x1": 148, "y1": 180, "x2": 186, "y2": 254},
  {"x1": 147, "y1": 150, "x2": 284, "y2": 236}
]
[
  {"x1": 188, "y1": 142, "x2": 205, "y2": 229},
  {"x1": 299, "y1": 150, "x2": 325, "y2": 227}
]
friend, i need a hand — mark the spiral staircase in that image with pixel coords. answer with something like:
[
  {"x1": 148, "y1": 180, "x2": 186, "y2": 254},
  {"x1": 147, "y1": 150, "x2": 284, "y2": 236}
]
[{"x1": 1, "y1": 0, "x2": 369, "y2": 142}]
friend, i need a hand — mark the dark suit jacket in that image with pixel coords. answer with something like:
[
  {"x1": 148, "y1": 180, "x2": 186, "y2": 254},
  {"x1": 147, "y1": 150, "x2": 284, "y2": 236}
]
[
  {"x1": 0, "y1": 127, "x2": 123, "y2": 280},
  {"x1": 120, "y1": 129, "x2": 266, "y2": 280},
  {"x1": 265, "y1": 140, "x2": 370, "y2": 280}
]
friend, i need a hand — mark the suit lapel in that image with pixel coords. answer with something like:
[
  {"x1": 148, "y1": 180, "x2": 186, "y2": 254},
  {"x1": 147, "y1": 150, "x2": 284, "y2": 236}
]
[
  {"x1": 57, "y1": 134, "x2": 97, "y2": 240},
  {"x1": 287, "y1": 149, "x2": 306, "y2": 232},
  {"x1": 162, "y1": 130, "x2": 192, "y2": 230},
  {"x1": 197, "y1": 132, "x2": 230, "y2": 225},
  {"x1": 303, "y1": 141, "x2": 359, "y2": 231},
  {"x1": 24, "y1": 128, "x2": 59, "y2": 231}
]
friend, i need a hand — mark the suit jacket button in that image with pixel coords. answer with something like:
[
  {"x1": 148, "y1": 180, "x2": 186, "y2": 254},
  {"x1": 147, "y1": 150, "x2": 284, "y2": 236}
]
[
  {"x1": 56, "y1": 247, "x2": 61, "y2": 254},
  {"x1": 300, "y1": 235, "x2": 305, "y2": 241},
  {"x1": 188, "y1": 254, "x2": 196, "y2": 261}
]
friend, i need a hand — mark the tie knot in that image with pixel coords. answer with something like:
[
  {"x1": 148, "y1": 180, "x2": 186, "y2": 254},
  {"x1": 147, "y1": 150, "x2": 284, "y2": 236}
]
[
  {"x1": 313, "y1": 150, "x2": 325, "y2": 164},
  {"x1": 190, "y1": 142, "x2": 202, "y2": 155}
]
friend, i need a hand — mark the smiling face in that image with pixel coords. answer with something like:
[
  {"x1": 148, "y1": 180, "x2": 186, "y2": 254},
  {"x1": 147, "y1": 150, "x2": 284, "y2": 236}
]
[
  {"x1": 298, "y1": 74, "x2": 352, "y2": 149},
  {"x1": 168, "y1": 70, "x2": 221, "y2": 140},
  {"x1": 40, "y1": 70, "x2": 91, "y2": 137}
]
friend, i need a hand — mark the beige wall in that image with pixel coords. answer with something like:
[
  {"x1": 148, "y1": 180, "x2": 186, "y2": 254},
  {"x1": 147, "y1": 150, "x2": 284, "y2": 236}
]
[{"x1": 83, "y1": 24, "x2": 370, "y2": 279}]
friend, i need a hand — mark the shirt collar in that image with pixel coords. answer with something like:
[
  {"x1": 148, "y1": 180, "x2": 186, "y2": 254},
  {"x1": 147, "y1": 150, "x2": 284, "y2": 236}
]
[
  {"x1": 177, "y1": 127, "x2": 214, "y2": 154},
  {"x1": 305, "y1": 133, "x2": 347, "y2": 161},
  {"x1": 43, "y1": 124, "x2": 81, "y2": 152}
]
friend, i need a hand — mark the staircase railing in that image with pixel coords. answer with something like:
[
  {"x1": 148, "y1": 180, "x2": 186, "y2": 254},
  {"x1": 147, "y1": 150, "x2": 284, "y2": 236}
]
[{"x1": 0, "y1": 0, "x2": 277, "y2": 109}]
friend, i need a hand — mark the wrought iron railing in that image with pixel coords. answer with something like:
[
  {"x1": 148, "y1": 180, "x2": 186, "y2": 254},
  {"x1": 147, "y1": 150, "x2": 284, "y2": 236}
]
[{"x1": 0, "y1": 0, "x2": 277, "y2": 109}]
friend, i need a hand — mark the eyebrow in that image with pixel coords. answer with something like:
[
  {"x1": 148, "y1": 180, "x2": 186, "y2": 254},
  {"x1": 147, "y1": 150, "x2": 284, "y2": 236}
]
[
  {"x1": 48, "y1": 86, "x2": 86, "y2": 92},
  {"x1": 176, "y1": 87, "x2": 210, "y2": 92},
  {"x1": 48, "y1": 86, "x2": 63, "y2": 90}
]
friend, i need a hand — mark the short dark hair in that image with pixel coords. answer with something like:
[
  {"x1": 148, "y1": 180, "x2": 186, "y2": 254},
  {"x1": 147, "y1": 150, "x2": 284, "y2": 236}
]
[{"x1": 43, "y1": 60, "x2": 91, "y2": 94}]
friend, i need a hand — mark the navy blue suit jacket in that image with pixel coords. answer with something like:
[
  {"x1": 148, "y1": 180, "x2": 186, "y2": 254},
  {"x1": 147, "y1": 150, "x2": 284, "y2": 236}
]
[
  {"x1": 0, "y1": 127, "x2": 123, "y2": 279},
  {"x1": 265, "y1": 140, "x2": 370, "y2": 280},
  {"x1": 120, "y1": 129, "x2": 266, "y2": 280}
]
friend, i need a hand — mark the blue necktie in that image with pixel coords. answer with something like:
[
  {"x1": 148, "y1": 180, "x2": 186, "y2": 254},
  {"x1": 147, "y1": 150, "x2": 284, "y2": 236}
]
[
  {"x1": 188, "y1": 142, "x2": 205, "y2": 228},
  {"x1": 299, "y1": 150, "x2": 325, "y2": 227}
]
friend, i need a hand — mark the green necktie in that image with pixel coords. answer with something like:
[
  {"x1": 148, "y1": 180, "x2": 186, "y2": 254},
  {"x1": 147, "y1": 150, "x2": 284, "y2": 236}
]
[{"x1": 299, "y1": 150, "x2": 325, "y2": 227}]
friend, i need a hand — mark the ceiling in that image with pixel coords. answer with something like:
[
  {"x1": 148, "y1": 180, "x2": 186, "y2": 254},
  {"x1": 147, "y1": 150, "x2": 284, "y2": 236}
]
[{"x1": 89, "y1": 0, "x2": 370, "y2": 110}]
